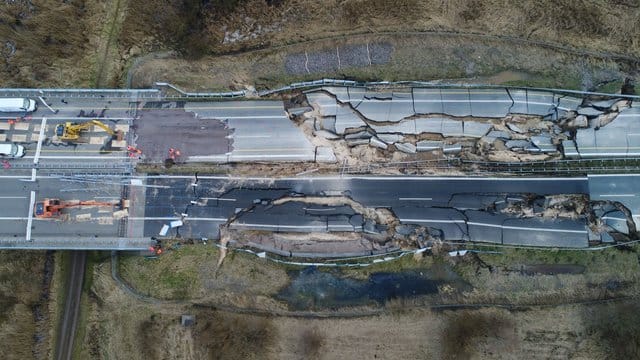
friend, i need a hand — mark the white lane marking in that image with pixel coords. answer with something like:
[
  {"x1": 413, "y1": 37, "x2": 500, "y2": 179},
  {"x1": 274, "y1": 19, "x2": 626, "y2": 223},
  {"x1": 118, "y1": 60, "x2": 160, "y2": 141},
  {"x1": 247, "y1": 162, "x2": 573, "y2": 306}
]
[
  {"x1": 229, "y1": 135, "x2": 272, "y2": 138},
  {"x1": 202, "y1": 116, "x2": 286, "y2": 119},
  {"x1": 140, "y1": 175, "x2": 588, "y2": 182},
  {"x1": 26, "y1": 191, "x2": 35, "y2": 241},
  {"x1": 232, "y1": 223, "x2": 326, "y2": 229},
  {"x1": 467, "y1": 221, "x2": 503, "y2": 229},
  {"x1": 227, "y1": 153, "x2": 313, "y2": 157},
  {"x1": 25, "y1": 156, "x2": 126, "y2": 159},
  {"x1": 402, "y1": 219, "x2": 588, "y2": 234},
  {"x1": 602, "y1": 216, "x2": 627, "y2": 221},
  {"x1": 30, "y1": 116, "x2": 47, "y2": 182},
  {"x1": 38, "y1": 97, "x2": 57, "y2": 113},
  {"x1": 589, "y1": 174, "x2": 640, "y2": 178},
  {"x1": 303, "y1": 207, "x2": 336, "y2": 211},
  {"x1": 0, "y1": 196, "x2": 27, "y2": 199},
  {"x1": 200, "y1": 197, "x2": 236, "y2": 202},
  {"x1": 399, "y1": 197, "x2": 433, "y2": 201},
  {"x1": 502, "y1": 225, "x2": 588, "y2": 234},
  {"x1": 330, "y1": 225, "x2": 356, "y2": 229},
  {"x1": 345, "y1": 99, "x2": 514, "y2": 103},
  {"x1": 127, "y1": 217, "x2": 227, "y2": 221},
  {"x1": 33, "y1": 117, "x2": 46, "y2": 165},
  {"x1": 598, "y1": 194, "x2": 635, "y2": 197},
  {"x1": 399, "y1": 218, "x2": 467, "y2": 224}
]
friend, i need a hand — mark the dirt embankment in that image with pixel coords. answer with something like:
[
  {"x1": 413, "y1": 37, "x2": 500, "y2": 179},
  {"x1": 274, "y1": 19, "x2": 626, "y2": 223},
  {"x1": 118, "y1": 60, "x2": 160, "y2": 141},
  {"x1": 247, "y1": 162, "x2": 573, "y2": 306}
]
[
  {"x1": 3, "y1": 1, "x2": 640, "y2": 90},
  {"x1": 129, "y1": 0, "x2": 640, "y2": 92}
]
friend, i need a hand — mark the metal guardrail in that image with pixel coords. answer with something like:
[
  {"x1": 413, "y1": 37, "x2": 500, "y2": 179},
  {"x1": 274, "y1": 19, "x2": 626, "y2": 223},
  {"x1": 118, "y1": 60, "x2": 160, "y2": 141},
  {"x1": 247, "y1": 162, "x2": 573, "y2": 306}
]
[
  {"x1": 148, "y1": 78, "x2": 638, "y2": 100},
  {"x1": 255, "y1": 78, "x2": 640, "y2": 100},
  {"x1": 0, "y1": 88, "x2": 161, "y2": 99},
  {"x1": 1, "y1": 79, "x2": 636, "y2": 101},
  {"x1": 153, "y1": 82, "x2": 247, "y2": 98}
]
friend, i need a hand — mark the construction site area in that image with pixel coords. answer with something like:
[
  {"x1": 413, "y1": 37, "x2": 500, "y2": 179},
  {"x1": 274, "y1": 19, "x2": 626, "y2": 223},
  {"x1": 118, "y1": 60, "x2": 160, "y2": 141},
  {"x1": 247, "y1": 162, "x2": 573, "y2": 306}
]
[
  {"x1": 0, "y1": 84, "x2": 638, "y2": 254},
  {"x1": 1, "y1": 0, "x2": 640, "y2": 358},
  {"x1": 0, "y1": 83, "x2": 637, "y2": 359}
]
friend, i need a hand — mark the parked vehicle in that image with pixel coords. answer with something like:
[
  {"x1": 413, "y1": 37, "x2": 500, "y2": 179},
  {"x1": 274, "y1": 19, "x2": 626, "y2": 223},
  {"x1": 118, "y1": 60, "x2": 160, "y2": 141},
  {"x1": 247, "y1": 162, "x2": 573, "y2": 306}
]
[
  {"x1": 0, "y1": 142, "x2": 25, "y2": 158},
  {"x1": 0, "y1": 98, "x2": 37, "y2": 113}
]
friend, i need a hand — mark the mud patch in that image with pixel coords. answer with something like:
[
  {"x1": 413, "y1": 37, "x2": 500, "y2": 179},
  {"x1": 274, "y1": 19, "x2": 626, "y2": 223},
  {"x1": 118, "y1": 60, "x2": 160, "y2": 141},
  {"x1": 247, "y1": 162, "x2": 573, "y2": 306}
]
[{"x1": 512, "y1": 264, "x2": 586, "y2": 276}]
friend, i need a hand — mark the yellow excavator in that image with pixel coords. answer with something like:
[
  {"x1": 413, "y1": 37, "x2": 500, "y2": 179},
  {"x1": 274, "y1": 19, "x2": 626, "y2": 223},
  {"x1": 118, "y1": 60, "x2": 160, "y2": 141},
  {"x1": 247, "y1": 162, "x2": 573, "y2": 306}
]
[{"x1": 55, "y1": 120, "x2": 123, "y2": 142}]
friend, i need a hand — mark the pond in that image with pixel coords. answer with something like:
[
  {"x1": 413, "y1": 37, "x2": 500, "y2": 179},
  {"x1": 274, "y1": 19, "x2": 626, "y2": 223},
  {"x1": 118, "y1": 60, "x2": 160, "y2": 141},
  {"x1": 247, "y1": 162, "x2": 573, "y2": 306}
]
[{"x1": 277, "y1": 265, "x2": 471, "y2": 310}]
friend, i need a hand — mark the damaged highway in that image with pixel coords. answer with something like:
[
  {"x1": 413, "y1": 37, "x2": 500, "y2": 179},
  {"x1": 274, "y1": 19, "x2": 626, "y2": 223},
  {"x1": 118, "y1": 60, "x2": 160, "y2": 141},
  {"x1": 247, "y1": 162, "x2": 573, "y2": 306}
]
[{"x1": 142, "y1": 174, "x2": 640, "y2": 259}]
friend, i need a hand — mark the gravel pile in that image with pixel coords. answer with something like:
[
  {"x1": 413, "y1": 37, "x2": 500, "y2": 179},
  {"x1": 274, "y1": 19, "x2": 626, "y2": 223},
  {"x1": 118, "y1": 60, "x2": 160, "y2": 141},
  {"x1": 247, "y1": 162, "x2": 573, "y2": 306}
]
[
  {"x1": 284, "y1": 53, "x2": 309, "y2": 75},
  {"x1": 307, "y1": 49, "x2": 339, "y2": 73},
  {"x1": 369, "y1": 42, "x2": 393, "y2": 65},
  {"x1": 339, "y1": 44, "x2": 370, "y2": 67},
  {"x1": 284, "y1": 42, "x2": 393, "y2": 75}
]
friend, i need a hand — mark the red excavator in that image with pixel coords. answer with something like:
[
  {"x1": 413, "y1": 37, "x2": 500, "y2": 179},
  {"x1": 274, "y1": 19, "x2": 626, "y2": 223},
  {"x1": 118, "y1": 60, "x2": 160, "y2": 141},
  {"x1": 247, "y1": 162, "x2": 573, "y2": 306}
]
[{"x1": 34, "y1": 198, "x2": 128, "y2": 219}]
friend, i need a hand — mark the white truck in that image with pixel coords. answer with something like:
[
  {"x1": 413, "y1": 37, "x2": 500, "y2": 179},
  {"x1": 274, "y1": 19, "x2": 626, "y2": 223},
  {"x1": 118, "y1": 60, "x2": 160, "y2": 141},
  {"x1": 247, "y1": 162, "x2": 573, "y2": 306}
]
[
  {"x1": 0, "y1": 142, "x2": 25, "y2": 158},
  {"x1": 0, "y1": 98, "x2": 37, "y2": 113}
]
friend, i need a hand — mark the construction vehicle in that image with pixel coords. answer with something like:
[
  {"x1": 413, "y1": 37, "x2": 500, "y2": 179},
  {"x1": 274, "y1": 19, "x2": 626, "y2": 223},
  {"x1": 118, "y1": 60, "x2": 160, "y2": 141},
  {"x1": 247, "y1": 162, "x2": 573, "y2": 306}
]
[
  {"x1": 55, "y1": 120, "x2": 123, "y2": 142},
  {"x1": 34, "y1": 198, "x2": 129, "y2": 219}
]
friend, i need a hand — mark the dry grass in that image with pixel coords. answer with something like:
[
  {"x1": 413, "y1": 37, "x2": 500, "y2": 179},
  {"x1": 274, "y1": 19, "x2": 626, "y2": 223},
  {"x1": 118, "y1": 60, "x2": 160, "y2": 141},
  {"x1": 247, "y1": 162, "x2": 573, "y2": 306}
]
[
  {"x1": 194, "y1": 310, "x2": 276, "y2": 360},
  {"x1": 298, "y1": 327, "x2": 325, "y2": 359},
  {"x1": 118, "y1": 244, "x2": 290, "y2": 306},
  {"x1": 76, "y1": 258, "x2": 640, "y2": 360},
  {"x1": 3, "y1": 0, "x2": 640, "y2": 89},
  {"x1": 0, "y1": 1, "x2": 90, "y2": 87},
  {"x1": 131, "y1": 31, "x2": 629, "y2": 92},
  {"x1": 583, "y1": 300, "x2": 640, "y2": 359},
  {"x1": 0, "y1": 251, "x2": 46, "y2": 359},
  {"x1": 441, "y1": 309, "x2": 517, "y2": 359},
  {"x1": 138, "y1": 314, "x2": 165, "y2": 359}
]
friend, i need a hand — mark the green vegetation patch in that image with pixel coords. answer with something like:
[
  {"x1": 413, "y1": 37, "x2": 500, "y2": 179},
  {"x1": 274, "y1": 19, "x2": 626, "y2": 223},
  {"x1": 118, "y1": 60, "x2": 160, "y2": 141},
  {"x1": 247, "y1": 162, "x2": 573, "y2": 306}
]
[{"x1": 119, "y1": 244, "x2": 290, "y2": 301}]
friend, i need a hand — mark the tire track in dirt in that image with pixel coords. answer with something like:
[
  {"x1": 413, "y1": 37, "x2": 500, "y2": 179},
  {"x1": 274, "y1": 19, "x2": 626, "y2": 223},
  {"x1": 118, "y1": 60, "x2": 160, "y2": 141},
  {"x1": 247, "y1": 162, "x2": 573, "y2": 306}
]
[
  {"x1": 94, "y1": 0, "x2": 125, "y2": 87},
  {"x1": 55, "y1": 251, "x2": 86, "y2": 360}
]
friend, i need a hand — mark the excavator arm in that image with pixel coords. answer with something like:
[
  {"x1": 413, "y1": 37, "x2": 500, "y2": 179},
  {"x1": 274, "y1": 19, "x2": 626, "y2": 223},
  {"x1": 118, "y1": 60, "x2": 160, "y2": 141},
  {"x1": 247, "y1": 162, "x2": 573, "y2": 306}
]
[
  {"x1": 89, "y1": 120, "x2": 115, "y2": 136},
  {"x1": 34, "y1": 198, "x2": 128, "y2": 218},
  {"x1": 55, "y1": 120, "x2": 121, "y2": 142}
]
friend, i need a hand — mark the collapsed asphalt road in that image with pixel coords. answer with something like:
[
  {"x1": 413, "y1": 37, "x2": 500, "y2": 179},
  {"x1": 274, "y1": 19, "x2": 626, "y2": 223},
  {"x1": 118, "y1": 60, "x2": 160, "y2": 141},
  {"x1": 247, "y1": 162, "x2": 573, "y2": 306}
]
[{"x1": 141, "y1": 175, "x2": 639, "y2": 256}]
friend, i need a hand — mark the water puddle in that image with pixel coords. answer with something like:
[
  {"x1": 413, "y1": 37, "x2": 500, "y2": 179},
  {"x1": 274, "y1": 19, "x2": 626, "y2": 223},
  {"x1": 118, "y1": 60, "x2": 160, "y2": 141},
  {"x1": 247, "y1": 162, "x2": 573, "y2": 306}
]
[{"x1": 277, "y1": 264, "x2": 470, "y2": 310}]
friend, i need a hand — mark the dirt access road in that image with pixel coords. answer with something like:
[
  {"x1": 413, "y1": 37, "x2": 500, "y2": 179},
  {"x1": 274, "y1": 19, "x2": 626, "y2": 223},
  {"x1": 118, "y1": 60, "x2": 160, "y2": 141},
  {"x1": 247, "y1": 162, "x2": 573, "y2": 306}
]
[{"x1": 54, "y1": 251, "x2": 86, "y2": 360}]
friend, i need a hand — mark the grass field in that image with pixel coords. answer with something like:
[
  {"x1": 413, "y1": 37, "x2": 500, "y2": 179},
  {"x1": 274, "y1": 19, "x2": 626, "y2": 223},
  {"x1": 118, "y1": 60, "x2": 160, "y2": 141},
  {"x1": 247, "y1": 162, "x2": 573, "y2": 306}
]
[
  {"x1": 0, "y1": 251, "x2": 47, "y2": 359},
  {"x1": 79, "y1": 256, "x2": 640, "y2": 359}
]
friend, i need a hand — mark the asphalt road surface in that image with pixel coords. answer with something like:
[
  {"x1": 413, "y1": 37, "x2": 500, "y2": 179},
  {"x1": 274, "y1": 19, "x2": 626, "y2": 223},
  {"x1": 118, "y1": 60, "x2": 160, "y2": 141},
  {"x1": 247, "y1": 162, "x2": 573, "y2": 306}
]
[
  {"x1": 140, "y1": 175, "x2": 597, "y2": 248},
  {"x1": 0, "y1": 88, "x2": 635, "y2": 249},
  {"x1": 0, "y1": 173, "x2": 636, "y2": 249}
]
